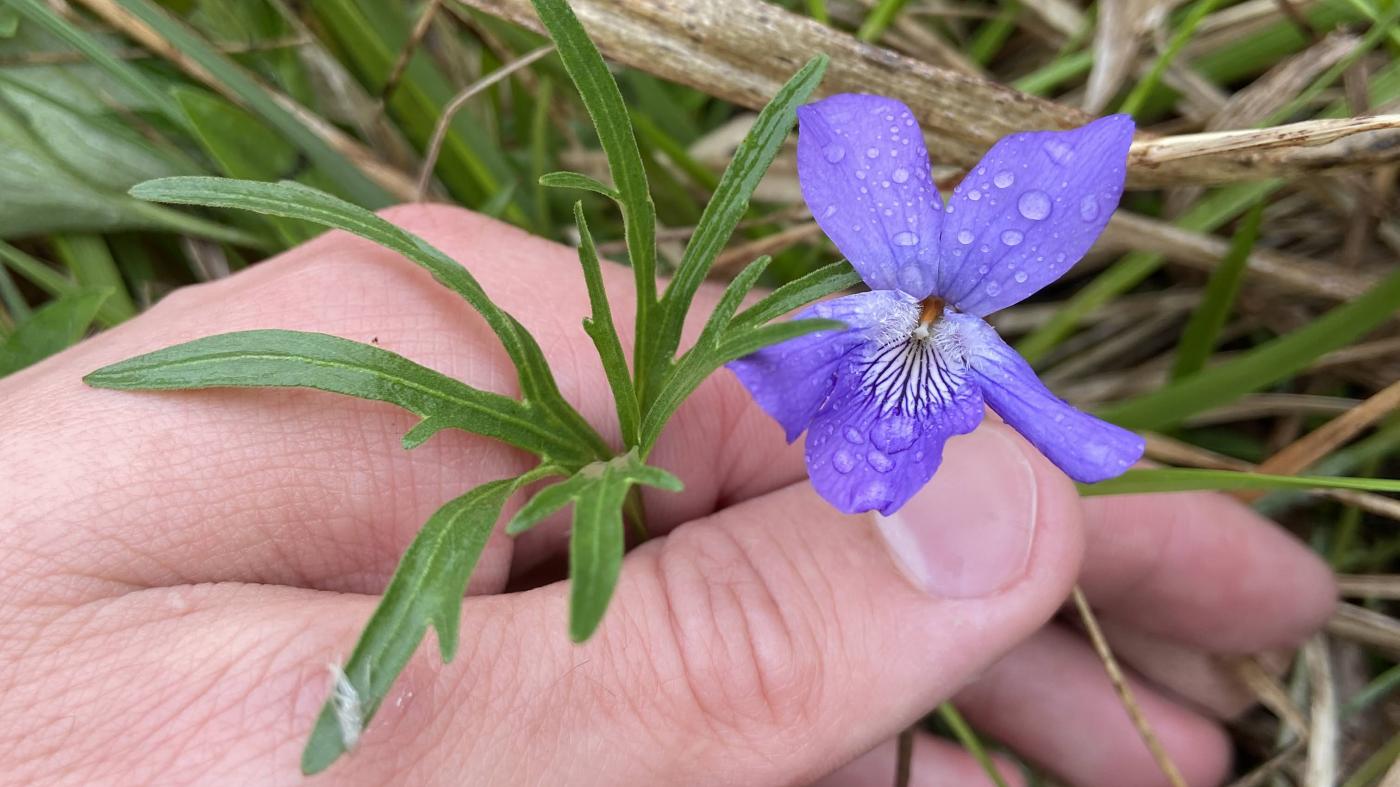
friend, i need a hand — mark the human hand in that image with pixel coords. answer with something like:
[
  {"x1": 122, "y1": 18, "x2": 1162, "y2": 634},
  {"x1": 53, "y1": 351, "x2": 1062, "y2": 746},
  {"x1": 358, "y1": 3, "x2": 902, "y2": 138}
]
[{"x1": 0, "y1": 206, "x2": 1336, "y2": 786}]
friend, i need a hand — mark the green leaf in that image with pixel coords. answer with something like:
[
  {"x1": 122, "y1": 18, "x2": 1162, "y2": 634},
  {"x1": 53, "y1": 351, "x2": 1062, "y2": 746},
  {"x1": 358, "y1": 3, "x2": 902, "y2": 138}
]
[
  {"x1": 506, "y1": 449, "x2": 681, "y2": 536},
  {"x1": 1099, "y1": 266, "x2": 1400, "y2": 431},
  {"x1": 0, "y1": 289, "x2": 109, "y2": 376},
  {"x1": 530, "y1": 0, "x2": 658, "y2": 382},
  {"x1": 574, "y1": 204, "x2": 640, "y2": 446},
  {"x1": 650, "y1": 55, "x2": 828, "y2": 401},
  {"x1": 1170, "y1": 201, "x2": 1264, "y2": 380},
  {"x1": 128, "y1": 176, "x2": 609, "y2": 459},
  {"x1": 301, "y1": 468, "x2": 550, "y2": 775},
  {"x1": 569, "y1": 463, "x2": 630, "y2": 642},
  {"x1": 172, "y1": 87, "x2": 311, "y2": 244},
  {"x1": 539, "y1": 170, "x2": 619, "y2": 200},
  {"x1": 1079, "y1": 468, "x2": 1400, "y2": 496},
  {"x1": 715, "y1": 318, "x2": 846, "y2": 362},
  {"x1": 730, "y1": 260, "x2": 861, "y2": 332},
  {"x1": 83, "y1": 329, "x2": 581, "y2": 461},
  {"x1": 639, "y1": 317, "x2": 844, "y2": 452}
]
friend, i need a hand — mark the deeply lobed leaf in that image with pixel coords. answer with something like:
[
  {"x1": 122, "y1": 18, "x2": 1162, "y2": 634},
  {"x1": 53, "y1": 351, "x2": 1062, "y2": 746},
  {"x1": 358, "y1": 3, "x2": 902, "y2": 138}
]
[{"x1": 301, "y1": 469, "x2": 552, "y2": 774}]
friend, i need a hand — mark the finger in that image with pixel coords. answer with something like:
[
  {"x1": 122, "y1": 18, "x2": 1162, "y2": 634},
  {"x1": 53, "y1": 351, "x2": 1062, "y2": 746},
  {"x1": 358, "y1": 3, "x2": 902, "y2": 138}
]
[
  {"x1": 445, "y1": 423, "x2": 1084, "y2": 784},
  {"x1": 1095, "y1": 621, "x2": 1290, "y2": 720},
  {"x1": 956, "y1": 625, "x2": 1231, "y2": 787},
  {"x1": 1078, "y1": 490, "x2": 1336, "y2": 653},
  {"x1": 9, "y1": 420, "x2": 1078, "y2": 785},
  {"x1": 813, "y1": 733, "x2": 1026, "y2": 787},
  {"x1": 0, "y1": 205, "x2": 804, "y2": 598}
]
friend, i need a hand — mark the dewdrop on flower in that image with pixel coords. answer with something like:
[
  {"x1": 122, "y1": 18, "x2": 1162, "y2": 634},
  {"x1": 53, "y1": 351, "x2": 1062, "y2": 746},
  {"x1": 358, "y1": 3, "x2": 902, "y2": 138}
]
[{"x1": 728, "y1": 94, "x2": 1145, "y2": 515}]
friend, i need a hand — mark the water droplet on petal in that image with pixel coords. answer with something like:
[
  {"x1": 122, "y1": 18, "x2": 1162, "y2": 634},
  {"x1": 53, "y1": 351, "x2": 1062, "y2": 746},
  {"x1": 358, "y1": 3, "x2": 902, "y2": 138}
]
[
  {"x1": 892, "y1": 167, "x2": 909, "y2": 183},
  {"x1": 900, "y1": 266, "x2": 925, "y2": 293},
  {"x1": 986, "y1": 281, "x2": 1002, "y2": 297},
  {"x1": 1079, "y1": 195, "x2": 1100, "y2": 221},
  {"x1": 844, "y1": 427, "x2": 864, "y2": 444},
  {"x1": 833, "y1": 449, "x2": 856, "y2": 474},
  {"x1": 867, "y1": 450, "x2": 894, "y2": 473},
  {"x1": 957, "y1": 229, "x2": 974, "y2": 245},
  {"x1": 823, "y1": 144, "x2": 846, "y2": 163},
  {"x1": 967, "y1": 189, "x2": 982, "y2": 202},
  {"x1": 993, "y1": 170, "x2": 1014, "y2": 188},
  {"x1": 1017, "y1": 190, "x2": 1051, "y2": 221},
  {"x1": 1014, "y1": 270, "x2": 1029, "y2": 283},
  {"x1": 1001, "y1": 229, "x2": 1023, "y2": 247},
  {"x1": 856, "y1": 481, "x2": 892, "y2": 510},
  {"x1": 865, "y1": 147, "x2": 880, "y2": 158},
  {"x1": 855, "y1": 169, "x2": 867, "y2": 180},
  {"x1": 872, "y1": 417, "x2": 917, "y2": 453},
  {"x1": 892, "y1": 231, "x2": 918, "y2": 246},
  {"x1": 822, "y1": 204, "x2": 837, "y2": 218},
  {"x1": 1043, "y1": 139, "x2": 1073, "y2": 164}
]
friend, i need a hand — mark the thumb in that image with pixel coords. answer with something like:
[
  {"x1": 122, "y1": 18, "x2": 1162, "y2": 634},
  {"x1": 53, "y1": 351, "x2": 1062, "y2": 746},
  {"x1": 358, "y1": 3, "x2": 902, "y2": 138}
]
[{"x1": 431, "y1": 422, "x2": 1085, "y2": 785}]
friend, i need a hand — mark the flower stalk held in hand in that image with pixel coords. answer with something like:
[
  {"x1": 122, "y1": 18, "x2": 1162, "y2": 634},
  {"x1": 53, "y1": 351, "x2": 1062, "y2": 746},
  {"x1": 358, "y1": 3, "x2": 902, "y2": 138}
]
[{"x1": 731, "y1": 94, "x2": 1145, "y2": 515}]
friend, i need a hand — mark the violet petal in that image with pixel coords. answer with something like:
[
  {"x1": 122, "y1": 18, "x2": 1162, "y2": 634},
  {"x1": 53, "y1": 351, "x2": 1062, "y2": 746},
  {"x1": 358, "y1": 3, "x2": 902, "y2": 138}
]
[
  {"x1": 727, "y1": 290, "x2": 918, "y2": 442},
  {"x1": 796, "y1": 94, "x2": 944, "y2": 297},
  {"x1": 804, "y1": 348, "x2": 984, "y2": 515},
  {"x1": 951, "y1": 313, "x2": 1144, "y2": 482},
  {"x1": 936, "y1": 115, "x2": 1133, "y2": 316}
]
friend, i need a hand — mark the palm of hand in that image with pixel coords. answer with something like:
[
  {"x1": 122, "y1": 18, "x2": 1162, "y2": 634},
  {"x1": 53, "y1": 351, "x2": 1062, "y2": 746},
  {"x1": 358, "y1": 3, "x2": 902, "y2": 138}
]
[{"x1": 0, "y1": 205, "x2": 1334, "y2": 786}]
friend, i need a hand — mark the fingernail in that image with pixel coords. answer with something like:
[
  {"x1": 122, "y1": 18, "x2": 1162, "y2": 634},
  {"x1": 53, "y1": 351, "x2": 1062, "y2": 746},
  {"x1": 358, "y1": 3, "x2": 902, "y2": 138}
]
[{"x1": 875, "y1": 427, "x2": 1037, "y2": 599}]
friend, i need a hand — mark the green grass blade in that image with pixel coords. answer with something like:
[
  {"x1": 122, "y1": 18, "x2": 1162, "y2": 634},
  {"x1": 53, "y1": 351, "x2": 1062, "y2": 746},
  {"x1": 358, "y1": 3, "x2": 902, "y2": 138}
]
[
  {"x1": 1079, "y1": 468, "x2": 1400, "y2": 496},
  {"x1": 1099, "y1": 266, "x2": 1400, "y2": 430},
  {"x1": 857, "y1": 0, "x2": 913, "y2": 41},
  {"x1": 0, "y1": 289, "x2": 110, "y2": 376},
  {"x1": 50, "y1": 235, "x2": 136, "y2": 325},
  {"x1": 7, "y1": 0, "x2": 185, "y2": 125},
  {"x1": 1017, "y1": 180, "x2": 1279, "y2": 363},
  {"x1": 1169, "y1": 201, "x2": 1264, "y2": 380},
  {"x1": 113, "y1": 0, "x2": 391, "y2": 207},
  {"x1": 1117, "y1": 0, "x2": 1228, "y2": 116}
]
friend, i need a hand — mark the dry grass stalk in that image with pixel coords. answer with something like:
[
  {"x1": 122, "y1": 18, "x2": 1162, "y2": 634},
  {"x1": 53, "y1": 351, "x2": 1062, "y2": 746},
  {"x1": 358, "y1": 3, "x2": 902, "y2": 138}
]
[
  {"x1": 1336, "y1": 574, "x2": 1400, "y2": 600},
  {"x1": 74, "y1": 0, "x2": 420, "y2": 201},
  {"x1": 1327, "y1": 603, "x2": 1400, "y2": 660},
  {"x1": 456, "y1": 0, "x2": 1400, "y2": 187},
  {"x1": 1303, "y1": 637, "x2": 1338, "y2": 787},
  {"x1": 1209, "y1": 33, "x2": 1359, "y2": 131},
  {"x1": 1237, "y1": 378, "x2": 1400, "y2": 502},
  {"x1": 1223, "y1": 741, "x2": 1305, "y2": 787},
  {"x1": 415, "y1": 44, "x2": 556, "y2": 200},
  {"x1": 377, "y1": 0, "x2": 445, "y2": 113},
  {"x1": 1099, "y1": 210, "x2": 1380, "y2": 301},
  {"x1": 1229, "y1": 655, "x2": 1311, "y2": 742},
  {"x1": 1071, "y1": 586, "x2": 1188, "y2": 787},
  {"x1": 711, "y1": 222, "x2": 826, "y2": 274},
  {"x1": 1084, "y1": 0, "x2": 1164, "y2": 113},
  {"x1": 1142, "y1": 432, "x2": 1400, "y2": 522}
]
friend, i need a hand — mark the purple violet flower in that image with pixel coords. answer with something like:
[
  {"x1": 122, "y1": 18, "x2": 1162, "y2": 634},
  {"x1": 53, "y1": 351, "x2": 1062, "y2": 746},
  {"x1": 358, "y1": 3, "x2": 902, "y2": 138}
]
[{"x1": 728, "y1": 94, "x2": 1146, "y2": 515}]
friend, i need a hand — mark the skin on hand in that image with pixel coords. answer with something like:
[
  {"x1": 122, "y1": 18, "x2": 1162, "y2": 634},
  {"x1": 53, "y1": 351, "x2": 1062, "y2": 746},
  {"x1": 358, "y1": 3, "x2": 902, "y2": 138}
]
[{"x1": 0, "y1": 205, "x2": 1336, "y2": 786}]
